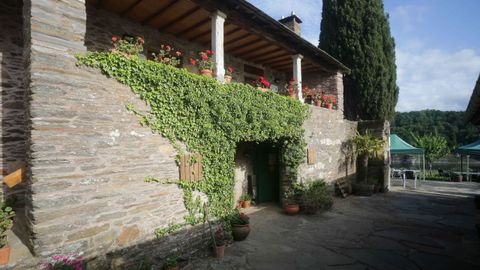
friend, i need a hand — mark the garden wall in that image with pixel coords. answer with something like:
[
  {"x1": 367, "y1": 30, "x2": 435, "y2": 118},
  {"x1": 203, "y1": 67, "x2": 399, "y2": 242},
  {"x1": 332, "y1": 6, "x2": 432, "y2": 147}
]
[
  {"x1": 0, "y1": 0, "x2": 32, "y2": 252},
  {"x1": 23, "y1": 0, "x2": 213, "y2": 268},
  {"x1": 2, "y1": 0, "x2": 354, "y2": 268},
  {"x1": 299, "y1": 106, "x2": 358, "y2": 185}
]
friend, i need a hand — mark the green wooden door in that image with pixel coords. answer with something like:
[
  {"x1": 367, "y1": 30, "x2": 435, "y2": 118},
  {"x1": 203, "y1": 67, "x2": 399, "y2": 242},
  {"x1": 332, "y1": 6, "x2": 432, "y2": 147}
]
[{"x1": 255, "y1": 144, "x2": 279, "y2": 204}]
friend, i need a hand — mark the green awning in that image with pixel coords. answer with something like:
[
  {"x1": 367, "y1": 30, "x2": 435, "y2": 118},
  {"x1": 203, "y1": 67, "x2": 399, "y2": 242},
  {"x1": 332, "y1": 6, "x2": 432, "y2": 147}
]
[
  {"x1": 456, "y1": 139, "x2": 480, "y2": 155},
  {"x1": 390, "y1": 134, "x2": 424, "y2": 155}
]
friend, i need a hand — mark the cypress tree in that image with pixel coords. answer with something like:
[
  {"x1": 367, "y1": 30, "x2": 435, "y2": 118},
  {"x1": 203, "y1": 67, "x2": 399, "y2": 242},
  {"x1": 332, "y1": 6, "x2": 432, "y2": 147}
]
[{"x1": 319, "y1": 0, "x2": 398, "y2": 120}]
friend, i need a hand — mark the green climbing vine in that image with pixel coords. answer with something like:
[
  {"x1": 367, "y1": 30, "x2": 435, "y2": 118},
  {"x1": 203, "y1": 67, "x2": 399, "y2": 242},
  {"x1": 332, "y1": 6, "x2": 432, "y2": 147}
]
[{"x1": 76, "y1": 52, "x2": 309, "y2": 227}]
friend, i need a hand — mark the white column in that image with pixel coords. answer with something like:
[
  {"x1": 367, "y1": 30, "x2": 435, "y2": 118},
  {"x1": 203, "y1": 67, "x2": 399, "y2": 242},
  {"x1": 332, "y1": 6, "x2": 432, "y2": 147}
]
[
  {"x1": 211, "y1": 10, "x2": 226, "y2": 82},
  {"x1": 292, "y1": 54, "x2": 303, "y2": 102}
]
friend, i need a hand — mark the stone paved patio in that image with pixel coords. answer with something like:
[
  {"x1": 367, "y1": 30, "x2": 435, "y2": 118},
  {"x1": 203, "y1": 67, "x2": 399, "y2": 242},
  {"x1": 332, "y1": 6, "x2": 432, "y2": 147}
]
[{"x1": 184, "y1": 181, "x2": 480, "y2": 270}]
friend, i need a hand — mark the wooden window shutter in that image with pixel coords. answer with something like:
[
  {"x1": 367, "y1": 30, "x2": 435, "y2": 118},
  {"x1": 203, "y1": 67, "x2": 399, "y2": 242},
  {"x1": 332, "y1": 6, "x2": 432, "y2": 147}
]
[
  {"x1": 307, "y1": 148, "x2": 316, "y2": 165},
  {"x1": 179, "y1": 154, "x2": 203, "y2": 181}
]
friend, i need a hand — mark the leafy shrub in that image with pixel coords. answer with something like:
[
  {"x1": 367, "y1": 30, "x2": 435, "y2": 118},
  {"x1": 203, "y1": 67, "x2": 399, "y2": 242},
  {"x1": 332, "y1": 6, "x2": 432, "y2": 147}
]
[
  {"x1": 239, "y1": 194, "x2": 252, "y2": 201},
  {"x1": 76, "y1": 51, "x2": 309, "y2": 221},
  {"x1": 302, "y1": 179, "x2": 333, "y2": 214},
  {"x1": 284, "y1": 182, "x2": 306, "y2": 205},
  {"x1": 165, "y1": 255, "x2": 178, "y2": 267},
  {"x1": 0, "y1": 201, "x2": 15, "y2": 248},
  {"x1": 227, "y1": 209, "x2": 249, "y2": 225}
]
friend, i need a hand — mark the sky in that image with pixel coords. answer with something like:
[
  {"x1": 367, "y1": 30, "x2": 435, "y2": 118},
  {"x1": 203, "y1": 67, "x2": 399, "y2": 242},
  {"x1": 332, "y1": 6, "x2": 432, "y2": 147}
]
[{"x1": 246, "y1": 0, "x2": 480, "y2": 112}]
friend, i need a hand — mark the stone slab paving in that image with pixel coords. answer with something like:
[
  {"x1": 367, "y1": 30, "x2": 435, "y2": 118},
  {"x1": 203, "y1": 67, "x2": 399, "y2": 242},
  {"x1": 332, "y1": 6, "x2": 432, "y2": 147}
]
[{"x1": 184, "y1": 181, "x2": 480, "y2": 270}]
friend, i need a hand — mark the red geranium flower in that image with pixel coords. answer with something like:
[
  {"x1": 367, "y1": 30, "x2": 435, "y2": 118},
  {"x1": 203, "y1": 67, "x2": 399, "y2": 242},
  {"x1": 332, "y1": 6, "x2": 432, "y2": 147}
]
[
  {"x1": 205, "y1": 50, "x2": 212, "y2": 55},
  {"x1": 111, "y1": 36, "x2": 118, "y2": 42},
  {"x1": 200, "y1": 53, "x2": 208, "y2": 60},
  {"x1": 189, "y1": 58, "x2": 196, "y2": 65},
  {"x1": 227, "y1": 67, "x2": 234, "y2": 73}
]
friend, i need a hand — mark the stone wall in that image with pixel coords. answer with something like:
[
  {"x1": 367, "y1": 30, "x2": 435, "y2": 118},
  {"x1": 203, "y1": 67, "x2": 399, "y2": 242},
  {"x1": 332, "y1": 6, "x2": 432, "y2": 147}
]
[
  {"x1": 0, "y1": 0, "x2": 32, "y2": 252},
  {"x1": 1, "y1": 0, "x2": 353, "y2": 268},
  {"x1": 299, "y1": 106, "x2": 357, "y2": 185},
  {"x1": 24, "y1": 0, "x2": 214, "y2": 268}
]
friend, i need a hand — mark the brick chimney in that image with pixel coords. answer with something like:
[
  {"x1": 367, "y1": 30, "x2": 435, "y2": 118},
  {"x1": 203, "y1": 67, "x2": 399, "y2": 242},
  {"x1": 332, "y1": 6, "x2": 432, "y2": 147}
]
[{"x1": 279, "y1": 11, "x2": 302, "y2": 36}]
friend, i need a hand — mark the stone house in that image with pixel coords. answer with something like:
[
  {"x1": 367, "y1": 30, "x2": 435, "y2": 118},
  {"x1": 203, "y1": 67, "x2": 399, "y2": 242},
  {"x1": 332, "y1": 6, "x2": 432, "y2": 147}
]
[{"x1": 0, "y1": 0, "x2": 362, "y2": 268}]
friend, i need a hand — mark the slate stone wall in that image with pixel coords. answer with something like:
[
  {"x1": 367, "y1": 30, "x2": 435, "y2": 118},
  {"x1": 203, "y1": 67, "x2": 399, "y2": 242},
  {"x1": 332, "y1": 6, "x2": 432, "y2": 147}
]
[
  {"x1": 0, "y1": 0, "x2": 356, "y2": 268},
  {"x1": 23, "y1": 0, "x2": 212, "y2": 268},
  {"x1": 300, "y1": 106, "x2": 358, "y2": 185}
]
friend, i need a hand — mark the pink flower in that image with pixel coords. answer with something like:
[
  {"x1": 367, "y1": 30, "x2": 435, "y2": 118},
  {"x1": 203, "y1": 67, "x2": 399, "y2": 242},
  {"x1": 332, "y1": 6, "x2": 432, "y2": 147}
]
[{"x1": 176, "y1": 51, "x2": 182, "y2": 56}]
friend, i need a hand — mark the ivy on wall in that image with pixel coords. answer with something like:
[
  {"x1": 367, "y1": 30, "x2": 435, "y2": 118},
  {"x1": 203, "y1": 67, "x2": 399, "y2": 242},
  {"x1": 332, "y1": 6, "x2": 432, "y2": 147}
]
[{"x1": 76, "y1": 52, "x2": 309, "y2": 222}]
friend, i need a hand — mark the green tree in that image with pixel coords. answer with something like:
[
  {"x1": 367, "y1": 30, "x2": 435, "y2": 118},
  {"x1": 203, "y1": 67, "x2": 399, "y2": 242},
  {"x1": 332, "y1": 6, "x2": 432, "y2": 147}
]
[
  {"x1": 391, "y1": 110, "x2": 480, "y2": 149},
  {"x1": 352, "y1": 130, "x2": 385, "y2": 183},
  {"x1": 319, "y1": 0, "x2": 398, "y2": 120},
  {"x1": 412, "y1": 133, "x2": 449, "y2": 173}
]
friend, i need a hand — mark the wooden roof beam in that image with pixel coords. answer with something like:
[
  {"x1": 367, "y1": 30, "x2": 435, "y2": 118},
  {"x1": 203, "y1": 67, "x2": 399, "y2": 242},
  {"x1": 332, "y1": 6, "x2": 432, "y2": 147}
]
[
  {"x1": 226, "y1": 37, "x2": 261, "y2": 52},
  {"x1": 242, "y1": 47, "x2": 285, "y2": 61},
  {"x1": 251, "y1": 50, "x2": 289, "y2": 63},
  {"x1": 176, "y1": 17, "x2": 210, "y2": 37},
  {"x1": 224, "y1": 33, "x2": 251, "y2": 46},
  {"x1": 120, "y1": 0, "x2": 144, "y2": 16},
  {"x1": 158, "y1": 6, "x2": 202, "y2": 31},
  {"x1": 141, "y1": 0, "x2": 177, "y2": 25},
  {"x1": 229, "y1": 40, "x2": 270, "y2": 56}
]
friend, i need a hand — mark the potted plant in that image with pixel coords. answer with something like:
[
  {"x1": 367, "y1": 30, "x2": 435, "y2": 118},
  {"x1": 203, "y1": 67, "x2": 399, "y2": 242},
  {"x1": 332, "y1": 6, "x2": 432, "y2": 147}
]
[
  {"x1": 40, "y1": 254, "x2": 85, "y2": 270},
  {"x1": 323, "y1": 95, "x2": 336, "y2": 109},
  {"x1": 255, "y1": 76, "x2": 270, "y2": 92},
  {"x1": 239, "y1": 194, "x2": 252, "y2": 208},
  {"x1": 164, "y1": 255, "x2": 179, "y2": 270},
  {"x1": 110, "y1": 35, "x2": 144, "y2": 58},
  {"x1": 285, "y1": 78, "x2": 298, "y2": 98},
  {"x1": 152, "y1": 44, "x2": 182, "y2": 67},
  {"x1": 283, "y1": 185, "x2": 301, "y2": 215},
  {"x1": 189, "y1": 50, "x2": 214, "y2": 77},
  {"x1": 351, "y1": 130, "x2": 385, "y2": 196},
  {"x1": 310, "y1": 87, "x2": 324, "y2": 107},
  {"x1": 213, "y1": 227, "x2": 225, "y2": 258},
  {"x1": 228, "y1": 209, "x2": 250, "y2": 241},
  {"x1": 303, "y1": 180, "x2": 333, "y2": 215},
  {"x1": 0, "y1": 204, "x2": 15, "y2": 265},
  {"x1": 224, "y1": 66, "x2": 234, "y2": 83}
]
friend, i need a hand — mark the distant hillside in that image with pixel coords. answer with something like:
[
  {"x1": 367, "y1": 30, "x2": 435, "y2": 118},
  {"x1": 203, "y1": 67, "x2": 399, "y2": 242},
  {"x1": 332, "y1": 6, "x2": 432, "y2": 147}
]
[{"x1": 391, "y1": 110, "x2": 480, "y2": 150}]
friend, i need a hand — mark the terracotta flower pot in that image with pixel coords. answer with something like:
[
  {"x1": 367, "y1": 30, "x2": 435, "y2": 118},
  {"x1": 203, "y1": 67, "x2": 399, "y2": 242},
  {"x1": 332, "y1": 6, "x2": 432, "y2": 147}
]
[
  {"x1": 241, "y1": 200, "x2": 251, "y2": 208},
  {"x1": 257, "y1": 87, "x2": 268, "y2": 92},
  {"x1": 231, "y1": 224, "x2": 250, "y2": 241},
  {"x1": 214, "y1": 244, "x2": 225, "y2": 258},
  {"x1": 200, "y1": 69, "x2": 213, "y2": 77},
  {"x1": 285, "y1": 204, "x2": 300, "y2": 215},
  {"x1": 0, "y1": 246, "x2": 10, "y2": 265},
  {"x1": 314, "y1": 100, "x2": 322, "y2": 107},
  {"x1": 224, "y1": 75, "x2": 232, "y2": 83}
]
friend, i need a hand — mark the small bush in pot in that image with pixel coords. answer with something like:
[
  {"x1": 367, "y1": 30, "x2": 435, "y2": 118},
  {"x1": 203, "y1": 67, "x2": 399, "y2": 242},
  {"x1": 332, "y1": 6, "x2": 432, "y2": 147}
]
[
  {"x1": 284, "y1": 184, "x2": 304, "y2": 215},
  {"x1": 303, "y1": 180, "x2": 333, "y2": 214},
  {"x1": 239, "y1": 194, "x2": 252, "y2": 208},
  {"x1": 165, "y1": 255, "x2": 179, "y2": 270},
  {"x1": 228, "y1": 209, "x2": 250, "y2": 241},
  {"x1": 0, "y1": 203, "x2": 15, "y2": 265},
  {"x1": 214, "y1": 227, "x2": 225, "y2": 258}
]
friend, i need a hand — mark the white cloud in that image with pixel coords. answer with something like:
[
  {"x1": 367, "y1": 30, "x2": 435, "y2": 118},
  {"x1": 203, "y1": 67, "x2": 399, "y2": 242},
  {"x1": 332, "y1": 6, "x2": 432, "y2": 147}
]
[{"x1": 396, "y1": 48, "x2": 480, "y2": 112}]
